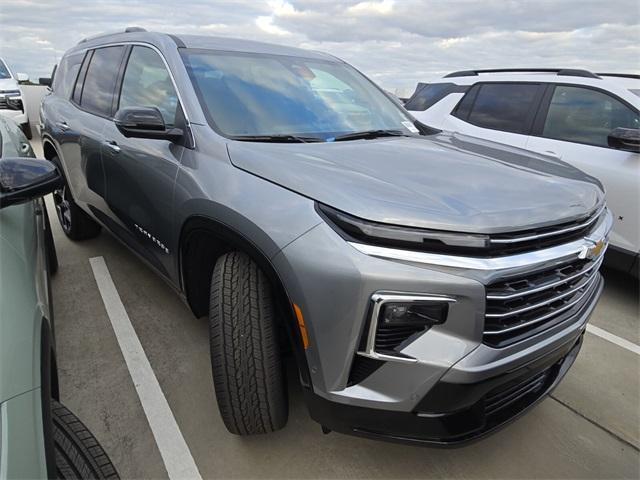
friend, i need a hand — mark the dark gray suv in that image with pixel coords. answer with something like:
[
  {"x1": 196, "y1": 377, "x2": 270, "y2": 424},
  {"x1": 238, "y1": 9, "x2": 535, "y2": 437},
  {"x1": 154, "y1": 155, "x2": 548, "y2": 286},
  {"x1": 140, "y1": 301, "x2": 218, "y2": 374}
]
[{"x1": 40, "y1": 27, "x2": 611, "y2": 446}]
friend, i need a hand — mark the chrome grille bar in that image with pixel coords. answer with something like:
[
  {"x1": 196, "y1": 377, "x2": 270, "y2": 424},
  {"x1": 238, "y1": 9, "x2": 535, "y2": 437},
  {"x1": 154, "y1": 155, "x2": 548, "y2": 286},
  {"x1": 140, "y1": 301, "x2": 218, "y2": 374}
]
[
  {"x1": 484, "y1": 273, "x2": 600, "y2": 336},
  {"x1": 486, "y1": 266, "x2": 599, "y2": 319},
  {"x1": 486, "y1": 256, "x2": 603, "y2": 300}
]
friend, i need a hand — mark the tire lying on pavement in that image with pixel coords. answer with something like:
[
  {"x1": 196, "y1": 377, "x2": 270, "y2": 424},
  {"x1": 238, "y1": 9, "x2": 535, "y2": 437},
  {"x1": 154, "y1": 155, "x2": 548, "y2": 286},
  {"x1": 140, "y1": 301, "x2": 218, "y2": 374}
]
[
  {"x1": 209, "y1": 251, "x2": 288, "y2": 435},
  {"x1": 53, "y1": 400, "x2": 119, "y2": 479}
]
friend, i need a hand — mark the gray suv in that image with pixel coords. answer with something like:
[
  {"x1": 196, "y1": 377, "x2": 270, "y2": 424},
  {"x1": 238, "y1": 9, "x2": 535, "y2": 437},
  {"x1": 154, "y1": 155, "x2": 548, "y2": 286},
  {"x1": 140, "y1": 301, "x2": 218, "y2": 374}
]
[{"x1": 40, "y1": 28, "x2": 611, "y2": 446}]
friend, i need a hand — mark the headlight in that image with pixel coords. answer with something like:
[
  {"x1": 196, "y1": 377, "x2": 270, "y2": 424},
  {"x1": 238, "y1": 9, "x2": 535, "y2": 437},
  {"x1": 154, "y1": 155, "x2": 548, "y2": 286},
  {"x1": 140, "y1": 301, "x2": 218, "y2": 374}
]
[{"x1": 316, "y1": 202, "x2": 489, "y2": 254}]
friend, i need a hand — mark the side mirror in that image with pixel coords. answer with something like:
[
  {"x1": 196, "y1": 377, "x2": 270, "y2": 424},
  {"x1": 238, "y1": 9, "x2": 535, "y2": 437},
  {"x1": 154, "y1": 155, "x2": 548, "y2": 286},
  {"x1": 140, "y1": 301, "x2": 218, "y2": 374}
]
[
  {"x1": 608, "y1": 127, "x2": 640, "y2": 153},
  {"x1": 39, "y1": 77, "x2": 52, "y2": 87},
  {"x1": 114, "y1": 107, "x2": 183, "y2": 142},
  {"x1": 16, "y1": 73, "x2": 29, "y2": 83},
  {"x1": 0, "y1": 158, "x2": 63, "y2": 209}
]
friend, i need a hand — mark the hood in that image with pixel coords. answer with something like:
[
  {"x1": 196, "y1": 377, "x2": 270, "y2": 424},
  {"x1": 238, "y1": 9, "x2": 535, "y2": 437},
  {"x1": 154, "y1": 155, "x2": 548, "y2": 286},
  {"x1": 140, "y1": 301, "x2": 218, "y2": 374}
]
[
  {"x1": 227, "y1": 133, "x2": 604, "y2": 234},
  {"x1": 0, "y1": 77, "x2": 19, "y2": 92}
]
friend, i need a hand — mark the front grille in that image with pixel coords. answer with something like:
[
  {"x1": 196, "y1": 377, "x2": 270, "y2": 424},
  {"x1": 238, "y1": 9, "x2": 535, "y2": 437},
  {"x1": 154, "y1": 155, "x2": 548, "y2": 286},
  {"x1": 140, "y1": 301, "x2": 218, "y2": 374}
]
[
  {"x1": 0, "y1": 97, "x2": 7, "y2": 109},
  {"x1": 484, "y1": 367, "x2": 552, "y2": 417},
  {"x1": 484, "y1": 256, "x2": 602, "y2": 347}
]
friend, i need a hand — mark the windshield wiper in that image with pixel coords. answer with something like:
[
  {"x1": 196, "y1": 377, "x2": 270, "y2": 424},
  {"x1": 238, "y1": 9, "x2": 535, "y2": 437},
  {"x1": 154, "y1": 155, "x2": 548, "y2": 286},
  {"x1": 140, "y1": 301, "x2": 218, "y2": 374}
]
[
  {"x1": 230, "y1": 134, "x2": 323, "y2": 143},
  {"x1": 331, "y1": 129, "x2": 410, "y2": 142}
]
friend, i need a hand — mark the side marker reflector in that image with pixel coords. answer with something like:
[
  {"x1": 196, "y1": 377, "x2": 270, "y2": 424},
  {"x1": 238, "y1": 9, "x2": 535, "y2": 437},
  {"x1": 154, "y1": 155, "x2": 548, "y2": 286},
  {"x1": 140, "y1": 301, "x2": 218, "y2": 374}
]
[{"x1": 293, "y1": 303, "x2": 309, "y2": 350}]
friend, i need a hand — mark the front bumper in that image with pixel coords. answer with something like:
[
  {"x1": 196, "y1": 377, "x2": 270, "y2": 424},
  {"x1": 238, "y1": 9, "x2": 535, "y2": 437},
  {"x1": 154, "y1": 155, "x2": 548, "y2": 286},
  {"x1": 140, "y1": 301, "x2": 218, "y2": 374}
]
[
  {"x1": 306, "y1": 331, "x2": 586, "y2": 446},
  {"x1": 273, "y1": 208, "x2": 610, "y2": 444}
]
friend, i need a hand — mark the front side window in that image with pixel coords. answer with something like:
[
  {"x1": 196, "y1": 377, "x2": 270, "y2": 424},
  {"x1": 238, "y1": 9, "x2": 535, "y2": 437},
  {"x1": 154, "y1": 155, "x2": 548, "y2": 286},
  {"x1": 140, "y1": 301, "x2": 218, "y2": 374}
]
[
  {"x1": 181, "y1": 50, "x2": 414, "y2": 139},
  {"x1": 455, "y1": 83, "x2": 541, "y2": 134},
  {"x1": 118, "y1": 46, "x2": 179, "y2": 126},
  {"x1": 52, "y1": 53, "x2": 84, "y2": 99},
  {"x1": 0, "y1": 60, "x2": 10, "y2": 80},
  {"x1": 542, "y1": 85, "x2": 640, "y2": 148},
  {"x1": 79, "y1": 46, "x2": 125, "y2": 116}
]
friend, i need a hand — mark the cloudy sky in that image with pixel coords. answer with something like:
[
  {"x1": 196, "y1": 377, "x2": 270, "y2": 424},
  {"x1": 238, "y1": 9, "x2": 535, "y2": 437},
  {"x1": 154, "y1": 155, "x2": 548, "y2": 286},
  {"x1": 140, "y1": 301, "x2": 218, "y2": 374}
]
[{"x1": 1, "y1": 0, "x2": 638, "y2": 95}]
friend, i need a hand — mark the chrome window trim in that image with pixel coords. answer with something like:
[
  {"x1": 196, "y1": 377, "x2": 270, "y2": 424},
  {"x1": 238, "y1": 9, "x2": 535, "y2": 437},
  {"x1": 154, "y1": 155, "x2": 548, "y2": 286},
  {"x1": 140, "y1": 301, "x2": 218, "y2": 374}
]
[
  {"x1": 490, "y1": 203, "x2": 606, "y2": 244},
  {"x1": 357, "y1": 292, "x2": 457, "y2": 364},
  {"x1": 349, "y1": 208, "x2": 612, "y2": 272}
]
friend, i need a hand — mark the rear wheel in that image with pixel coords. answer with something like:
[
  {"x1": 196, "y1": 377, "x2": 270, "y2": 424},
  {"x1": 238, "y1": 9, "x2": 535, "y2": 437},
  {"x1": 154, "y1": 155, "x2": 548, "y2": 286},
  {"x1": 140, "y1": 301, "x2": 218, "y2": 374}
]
[
  {"x1": 209, "y1": 251, "x2": 288, "y2": 435},
  {"x1": 51, "y1": 156, "x2": 101, "y2": 241},
  {"x1": 52, "y1": 400, "x2": 119, "y2": 479}
]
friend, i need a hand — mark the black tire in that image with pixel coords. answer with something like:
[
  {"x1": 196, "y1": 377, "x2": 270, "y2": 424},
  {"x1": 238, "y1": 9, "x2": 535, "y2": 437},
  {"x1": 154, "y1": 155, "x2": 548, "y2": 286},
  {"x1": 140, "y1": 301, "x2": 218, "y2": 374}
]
[
  {"x1": 43, "y1": 201, "x2": 59, "y2": 275},
  {"x1": 52, "y1": 400, "x2": 119, "y2": 480},
  {"x1": 21, "y1": 122, "x2": 33, "y2": 140},
  {"x1": 209, "y1": 251, "x2": 288, "y2": 435},
  {"x1": 51, "y1": 156, "x2": 101, "y2": 241}
]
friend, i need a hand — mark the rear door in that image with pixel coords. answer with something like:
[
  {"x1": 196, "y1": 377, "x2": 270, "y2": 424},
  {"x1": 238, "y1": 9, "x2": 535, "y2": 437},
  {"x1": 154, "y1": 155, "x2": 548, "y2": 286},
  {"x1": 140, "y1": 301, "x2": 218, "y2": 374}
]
[
  {"x1": 62, "y1": 46, "x2": 126, "y2": 216},
  {"x1": 442, "y1": 82, "x2": 545, "y2": 148},
  {"x1": 100, "y1": 45, "x2": 186, "y2": 277},
  {"x1": 526, "y1": 84, "x2": 640, "y2": 255}
]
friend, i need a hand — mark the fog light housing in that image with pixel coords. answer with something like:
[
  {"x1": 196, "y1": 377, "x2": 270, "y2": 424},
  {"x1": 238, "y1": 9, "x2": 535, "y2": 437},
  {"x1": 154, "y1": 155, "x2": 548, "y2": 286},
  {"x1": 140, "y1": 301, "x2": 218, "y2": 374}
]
[{"x1": 358, "y1": 293, "x2": 456, "y2": 363}]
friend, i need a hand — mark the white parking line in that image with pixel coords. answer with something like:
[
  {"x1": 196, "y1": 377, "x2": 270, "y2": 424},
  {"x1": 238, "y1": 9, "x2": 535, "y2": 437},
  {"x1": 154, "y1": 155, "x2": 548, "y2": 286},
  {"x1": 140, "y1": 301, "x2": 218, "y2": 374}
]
[
  {"x1": 586, "y1": 324, "x2": 640, "y2": 355},
  {"x1": 90, "y1": 256, "x2": 202, "y2": 480}
]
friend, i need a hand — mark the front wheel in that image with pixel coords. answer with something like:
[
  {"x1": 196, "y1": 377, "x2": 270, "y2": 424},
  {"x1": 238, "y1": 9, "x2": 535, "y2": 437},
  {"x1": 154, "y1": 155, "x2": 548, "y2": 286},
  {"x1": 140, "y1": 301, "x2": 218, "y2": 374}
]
[
  {"x1": 209, "y1": 251, "x2": 288, "y2": 435},
  {"x1": 53, "y1": 400, "x2": 119, "y2": 479},
  {"x1": 51, "y1": 156, "x2": 101, "y2": 241}
]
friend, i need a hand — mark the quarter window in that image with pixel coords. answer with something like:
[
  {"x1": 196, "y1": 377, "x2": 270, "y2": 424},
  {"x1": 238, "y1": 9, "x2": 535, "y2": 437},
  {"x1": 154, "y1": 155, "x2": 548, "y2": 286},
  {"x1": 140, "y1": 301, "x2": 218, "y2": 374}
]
[
  {"x1": 52, "y1": 53, "x2": 84, "y2": 99},
  {"x1": 454, "y1": 83, "x2": 541, "y2": 134},
  {"x1": 542, "y1": 86, "x2": 640, "y2": 148},
  {"x1": 79, "y1": 46, "x2": 125, "y2": 116},
  {"x1": 119, "y1": 46, "x2": 179, "y2": 126}
]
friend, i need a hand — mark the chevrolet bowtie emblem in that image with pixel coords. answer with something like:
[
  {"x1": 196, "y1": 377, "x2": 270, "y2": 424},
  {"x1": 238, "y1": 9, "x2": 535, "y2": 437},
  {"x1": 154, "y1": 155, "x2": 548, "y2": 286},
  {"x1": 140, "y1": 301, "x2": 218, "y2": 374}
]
[{"x1": 579, "y1": 238, "x2": 606, "y2": 260}]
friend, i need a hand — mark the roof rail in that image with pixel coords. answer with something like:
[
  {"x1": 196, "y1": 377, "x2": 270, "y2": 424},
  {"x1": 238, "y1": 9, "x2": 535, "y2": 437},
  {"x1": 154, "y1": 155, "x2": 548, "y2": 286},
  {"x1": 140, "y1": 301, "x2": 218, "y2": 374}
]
[
  {"x1": 597, "y1": 72, "x2": 640, "y2": 80},
  {"x1": 78, "y1": 27, "x2": 147, "y2": 44},
  {"x1": 444, "y1": 68, "x2": 601, "y2": 79}
]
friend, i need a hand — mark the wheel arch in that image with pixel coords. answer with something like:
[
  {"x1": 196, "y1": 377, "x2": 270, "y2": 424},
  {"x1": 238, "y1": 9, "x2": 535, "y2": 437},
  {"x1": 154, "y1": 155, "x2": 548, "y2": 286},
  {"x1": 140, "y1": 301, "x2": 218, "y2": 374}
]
[
  {"x1": 179, "y1": 215, "x2": 312, "y2": 388},
  {"x1": 42, "y1": 136, "x2": 59, "y2": 162}
]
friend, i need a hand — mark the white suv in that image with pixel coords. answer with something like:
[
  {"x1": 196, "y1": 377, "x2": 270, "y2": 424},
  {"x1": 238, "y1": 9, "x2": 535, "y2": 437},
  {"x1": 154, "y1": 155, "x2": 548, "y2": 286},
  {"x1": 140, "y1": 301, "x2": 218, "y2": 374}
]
[
  {"x1": 406, "y1": 69, "x2": 639, "y2": 276},
  {"x1": 0, "y1": 57, "x2": 31, "y2": 139}
]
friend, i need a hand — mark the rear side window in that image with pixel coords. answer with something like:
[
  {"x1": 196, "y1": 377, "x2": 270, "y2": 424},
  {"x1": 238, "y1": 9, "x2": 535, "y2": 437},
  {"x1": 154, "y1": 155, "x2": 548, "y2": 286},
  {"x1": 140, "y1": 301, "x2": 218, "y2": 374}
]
[
  {"x1": 78, "y1": 46, "x2": 125, "y2": 117},
  {"x1": 454, "y1": 83, "x2": 541, "y2": 134},
  {"x1": 52, "y1": 53, "x2": 84, "y2": 99},
  {"x1": 542, "y1": 86, "x2": 639, "y2": 148},
  {"x1": 118, "y1": 46, "x2": 179, "y2": 126},
  {"x1": 404, "y1": 83, "x2": 467, "y2": 111}
]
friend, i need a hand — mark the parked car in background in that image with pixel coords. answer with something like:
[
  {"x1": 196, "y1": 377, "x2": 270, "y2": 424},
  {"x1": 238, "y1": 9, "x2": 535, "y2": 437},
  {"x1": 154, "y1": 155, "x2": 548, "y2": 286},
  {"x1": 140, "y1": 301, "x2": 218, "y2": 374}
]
[
  {"x1": 0, "y1": 115, "x2": 118, "y2": 479},
  {"x1": 41, "y1": 29, "x2": 611, "y2": 445},
  {"x1": 0, "y1": 57, "x2": 32, "y2": 139},
  {"x1": 405, "y1": 69, "x2": 640, "y2": 276}
]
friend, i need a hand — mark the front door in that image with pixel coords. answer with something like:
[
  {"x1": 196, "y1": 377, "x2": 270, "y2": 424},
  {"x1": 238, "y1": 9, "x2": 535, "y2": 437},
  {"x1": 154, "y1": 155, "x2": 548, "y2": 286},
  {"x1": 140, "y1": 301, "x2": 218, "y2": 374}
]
[{"x1": 101, "y1": 45, "x2": 186, "y2": 278}]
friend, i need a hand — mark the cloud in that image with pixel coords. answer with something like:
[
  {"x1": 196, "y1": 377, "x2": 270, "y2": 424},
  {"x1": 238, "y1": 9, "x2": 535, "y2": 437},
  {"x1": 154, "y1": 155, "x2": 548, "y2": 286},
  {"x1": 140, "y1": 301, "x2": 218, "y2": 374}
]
[{"x1": 0, "y1": 0, "x2": 638, "y2": 96}]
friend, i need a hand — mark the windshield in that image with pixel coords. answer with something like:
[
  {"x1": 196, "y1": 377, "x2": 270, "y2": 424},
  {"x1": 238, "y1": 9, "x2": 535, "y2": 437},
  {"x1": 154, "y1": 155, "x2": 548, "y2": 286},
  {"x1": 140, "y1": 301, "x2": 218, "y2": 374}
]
[
  {"x1": 0, "y1": 60, "x2": 11, "y2": 80},
  {"x1": 181, "y1": 50, "x2": 416, "y2": 140}
]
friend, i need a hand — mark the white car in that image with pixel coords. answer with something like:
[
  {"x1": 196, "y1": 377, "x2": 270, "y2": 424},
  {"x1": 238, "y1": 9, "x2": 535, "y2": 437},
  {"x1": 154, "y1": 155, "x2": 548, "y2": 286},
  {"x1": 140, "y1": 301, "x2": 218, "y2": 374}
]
[
  {"x1": 0, "y1": 57, "x2": 31, "y2": 139},
  {"x1": 406, "y1": 68, "x2": 640, "y2": 276}
]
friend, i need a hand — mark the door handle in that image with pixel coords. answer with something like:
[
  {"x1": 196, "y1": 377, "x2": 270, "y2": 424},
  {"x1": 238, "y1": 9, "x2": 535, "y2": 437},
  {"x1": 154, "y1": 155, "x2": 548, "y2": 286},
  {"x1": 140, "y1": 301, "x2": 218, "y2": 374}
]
[
  {"x1": 103, "y1": 140, "x2": 121, "y2": 154},
  {"x1": 57, "y1": 121, "x2": 70, "y2": 131}
]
